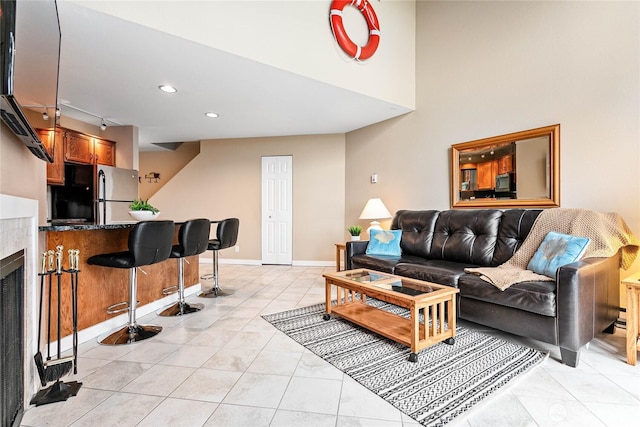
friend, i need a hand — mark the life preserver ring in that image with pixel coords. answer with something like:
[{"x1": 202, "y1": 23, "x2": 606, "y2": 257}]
[{"x1": 330, "y1": 0, "x2": 380, "y2": 61}]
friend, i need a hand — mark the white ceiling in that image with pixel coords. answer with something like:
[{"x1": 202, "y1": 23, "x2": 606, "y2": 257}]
[{"x1": 54, "y1": 2, "x2": 411, "y2": 151}]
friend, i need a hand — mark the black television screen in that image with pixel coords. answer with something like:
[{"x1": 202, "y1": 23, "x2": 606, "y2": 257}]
[{"x1": 0, "y1": 0, "x2": 60, "y2": 162}]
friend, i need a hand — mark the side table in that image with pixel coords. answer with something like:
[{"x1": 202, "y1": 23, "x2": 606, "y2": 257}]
[
  {"x1": 335, "y1": 243, "x2": 346, "y2": 271},
  {"x1": 623, "y1": 272, "x2": 640, "y2": 365}
]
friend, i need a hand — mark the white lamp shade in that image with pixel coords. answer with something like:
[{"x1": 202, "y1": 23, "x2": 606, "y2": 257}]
[{"x1": 359, "y1": 198, "x2": 392, "y2": 220}]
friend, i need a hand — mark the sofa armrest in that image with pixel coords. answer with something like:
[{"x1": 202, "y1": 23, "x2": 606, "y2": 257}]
[
  {"x1": 556, "y1": 254, "x2": 620, "y2": 362},
  {"x1": 345, "y1": 240, "x2": 369, "y2": 270}
]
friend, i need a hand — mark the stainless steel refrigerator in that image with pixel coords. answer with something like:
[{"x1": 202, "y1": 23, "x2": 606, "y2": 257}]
[{"x1": 96, "y1": 165, "x2": 139, "y2": 224}]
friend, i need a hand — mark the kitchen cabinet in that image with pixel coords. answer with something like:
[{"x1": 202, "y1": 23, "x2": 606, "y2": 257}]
[
  {"x1": 38, "y1": 128, "x2": 64, "y2": 185},
  {"x1": 94, "y1": 138, "x2": 115, "y2": 166},
  {"x1": 476, "y1": 161, "x2": 496, "y2": 190},
  {"x1": 62, "y1": 129, "x2": 116, "y2": 166},
  {"x1": 64, "y1": 130, "x2": 93, "y2": 164},
  {"x1": 41, "y1": 127, "x2": 117, "y2": 184},
  {"x1": 497, "y1": 155, "x2": 513, "y2": 174}
]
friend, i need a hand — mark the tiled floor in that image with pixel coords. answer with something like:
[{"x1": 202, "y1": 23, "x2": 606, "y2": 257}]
[{"x1": 21, "y1": 264, "x2": 640, "y2": 427}]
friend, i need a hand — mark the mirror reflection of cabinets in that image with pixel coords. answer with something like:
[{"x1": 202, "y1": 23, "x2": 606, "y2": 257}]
[{"x1": 451, "y1": 124, "x2": 560, "y2": 209}]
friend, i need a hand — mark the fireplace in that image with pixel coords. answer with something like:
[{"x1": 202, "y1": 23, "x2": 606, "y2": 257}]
[
  {"x1": 1, "y1": 250, "x2": 25, "y2": 427},
  {"x1": 0, "y1": 194, "x2": 40, "y2": 419}
]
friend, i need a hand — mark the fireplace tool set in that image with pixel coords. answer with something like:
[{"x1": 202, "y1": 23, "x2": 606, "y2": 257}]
[{"x1": 30, "y1": 246, "x2": 82, "y2": 406}]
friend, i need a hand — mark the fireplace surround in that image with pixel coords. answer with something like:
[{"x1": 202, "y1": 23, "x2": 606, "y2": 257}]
[
  {"x1": 1, "y1": 250, "x2": 24, "y2": 426},
  {"x1": 0, "y1": 194, "x2": 40, "y2": 419}
]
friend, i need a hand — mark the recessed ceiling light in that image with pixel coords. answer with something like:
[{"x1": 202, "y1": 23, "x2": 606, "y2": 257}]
[
  {"x1": 205, "y1": 112, "x2": 219, "y2": 118},
  {"x1": 158, "y1": 85, "x2": 177, "y2": 93}
]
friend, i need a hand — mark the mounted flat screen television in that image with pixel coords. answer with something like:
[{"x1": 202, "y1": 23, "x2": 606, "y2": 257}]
[{"x1": 0, "y1": 0, "x2": 60, "y2": 162}]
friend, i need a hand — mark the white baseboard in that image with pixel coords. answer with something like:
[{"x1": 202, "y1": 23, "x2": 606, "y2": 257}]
[
  {"x1": 58, "y1": 282, "x2": 202, "y2": 352},
  {"x1": 199, "y1": 258, "x2": 334, "y2": 267},
  {"x1": 292, "y1": 260, "x2": 335, "y2": 267}
]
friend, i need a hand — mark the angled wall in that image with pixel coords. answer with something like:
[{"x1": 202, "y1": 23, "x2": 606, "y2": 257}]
[{"x1": 69, "y1": 0, "x2": 416, "y2": 109}]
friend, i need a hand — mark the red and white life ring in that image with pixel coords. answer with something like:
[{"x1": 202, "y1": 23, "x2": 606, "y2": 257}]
[{"x1": 330, "y1": 0, "x2": 380, "y2": 61}]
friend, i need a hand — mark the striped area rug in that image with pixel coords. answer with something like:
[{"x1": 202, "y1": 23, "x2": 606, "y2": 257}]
[{"x1": 262, "y1": 301, "x2": 547, "y2": 427}]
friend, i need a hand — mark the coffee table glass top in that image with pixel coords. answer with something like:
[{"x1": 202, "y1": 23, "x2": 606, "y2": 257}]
[
  {"x1": 333, "y1": 269, "x2": 436, "y2": 296},
  {"x1": 342, "y1": 270, "x2": 394, "y2": 283}
]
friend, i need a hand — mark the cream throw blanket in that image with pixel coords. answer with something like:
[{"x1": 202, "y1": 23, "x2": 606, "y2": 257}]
[{"x1": 465, "y1": 208, "x2": 639, "y2": 291}]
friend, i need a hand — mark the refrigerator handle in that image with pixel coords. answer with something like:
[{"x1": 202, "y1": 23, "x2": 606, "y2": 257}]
[{"x1": 98, "y1": 169, "x2": 106, "y2": 224}]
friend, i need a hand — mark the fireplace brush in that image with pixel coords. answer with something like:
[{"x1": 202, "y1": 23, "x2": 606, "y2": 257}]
[{"x1": 31, "y1": 246, "x2": 82, "y2": 406}]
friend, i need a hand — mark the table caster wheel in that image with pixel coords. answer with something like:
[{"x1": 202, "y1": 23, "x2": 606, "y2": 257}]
[
  {"x1": 408, "y1": 353, "x2": 418, "y2": 362},
  {"x1": 322, "y1": 314, "x2": 330, "y2": 321},
  {"x1": 444, "y1": 337, "x2": 455, "y2": 345}
]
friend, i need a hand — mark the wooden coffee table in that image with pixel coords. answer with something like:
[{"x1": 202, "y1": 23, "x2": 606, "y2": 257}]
[
  {"x1": 623, "y1": 272, "x2": 640, "y2": 365},
  {"x1": 322, "y1": 269, "x2": 459, "y2": 362}
]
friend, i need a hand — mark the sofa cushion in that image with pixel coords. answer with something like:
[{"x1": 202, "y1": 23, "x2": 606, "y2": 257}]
[
  {"x1": 366, "y1": 229, "x2": 402, "y2": 256},
  {"x1": 527, "y1": 232, "x2": 590, "y2": 278},
  {"x1": 350, "y1": 254, "x2": 427, "y2": 274},
  {"x1": 458, "y1": 273, "x2": 556, "y2": 317},
  {"x1": 429, "y1": 209, "x2": 502, "y2": 266},
  {"x1": 492, "y1": 209, "x2": 542, "y2": 265},
  {"x1": 392, "y1": 210, "x2": 439, "y2": 258},
  {"x1": 395, "y1": 260, "x2": 474, "y2": 287}
]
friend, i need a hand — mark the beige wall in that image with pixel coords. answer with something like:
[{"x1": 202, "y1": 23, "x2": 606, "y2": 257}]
[
  {"x1": 148, "y1": 134, "x2": 346, "y2": 264},
  {"x1": 139, "y1": 142, "x2": 200, "y2": 200},
  {"x1": 0, "y1": 126, "x2": 48, "y2": 223},
  {"x1": 345, "y1": 1, "x2": 640, "y2": 278},
  {"x1": 71, "y1": 0, "x2": 416, "y2": 109}
]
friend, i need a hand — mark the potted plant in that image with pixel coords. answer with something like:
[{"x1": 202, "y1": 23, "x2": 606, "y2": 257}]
[
  {"x1": 347, "y1": 225, "x2": 362, "y2": 241},
  {"x1": 128, "y1": 199, "x2": 160, "y2": 221}
]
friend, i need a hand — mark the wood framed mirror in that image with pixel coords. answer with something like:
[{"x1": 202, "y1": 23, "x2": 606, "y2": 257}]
[{"x1": 451, "y1": 124, "x2": 560, "y2": 209}]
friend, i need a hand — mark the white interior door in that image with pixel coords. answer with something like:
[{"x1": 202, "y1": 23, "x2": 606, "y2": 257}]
[{"x1": 262, "y1": 156, "x2": 292, "y2": 264}]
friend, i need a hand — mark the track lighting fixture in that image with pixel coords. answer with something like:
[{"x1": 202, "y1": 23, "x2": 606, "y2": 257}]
[
  {"x1": 55, "y1": 107, "x2": 61, "y2": 117},
  {"x1": 58, "y1": 104, "x2": 123, "y2": 129},
  {"x1": 42, "y1": 108, "x2": 49, "y2": 120}
]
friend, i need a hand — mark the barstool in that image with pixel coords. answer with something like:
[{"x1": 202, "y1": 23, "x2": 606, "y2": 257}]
[
  {"x1": 158, "y1": 218, "x2": 210, "y2": 316},
  {"x1": 87, "y1": 220, "x2": 175, "y2": 345},
  {"x1": 199, "y1": 218, "x2": 239, "y2": 298}
]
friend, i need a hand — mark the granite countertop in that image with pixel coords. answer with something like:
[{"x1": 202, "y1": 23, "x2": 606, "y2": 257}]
[{"x1": 39, "y1": 222, "x2": 137, "y2": 232}]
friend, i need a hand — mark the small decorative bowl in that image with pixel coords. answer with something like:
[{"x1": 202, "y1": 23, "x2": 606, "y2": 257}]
[{"x1": 128, "y1": 210, "x2": 160, "y2": 221}]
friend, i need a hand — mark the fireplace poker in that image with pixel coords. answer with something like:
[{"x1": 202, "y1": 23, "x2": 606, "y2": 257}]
[
  {"x1": 67, "y1": 249, "x2": 80, "y2": 374},
  {"x1": 46, "y1": 249, "x2": 53, "y2": 362}
]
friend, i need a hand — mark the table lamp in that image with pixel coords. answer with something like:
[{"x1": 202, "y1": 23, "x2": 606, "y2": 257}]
[{"x1": 359, "y1": 198, "x2": 392, "y2": 234}]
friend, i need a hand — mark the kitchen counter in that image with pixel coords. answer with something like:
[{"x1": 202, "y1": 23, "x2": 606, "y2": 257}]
[
  {"x1": 40, "y1": 222, "x2": 199, "y2": 337},
  {"x1": 39, "y1": 221, "x2": 136, "y2": 232}
]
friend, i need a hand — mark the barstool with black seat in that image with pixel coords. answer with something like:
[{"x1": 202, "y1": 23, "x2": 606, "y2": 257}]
[
  {"x1": 158, "y1": 218, "x2": 210, "y2": 316},
  {"x1": 199, "y1": 218, "x2": 239, "y2": 298},
  {"x1": 88, "y1": 220, "x2": 175, "y2": 345}
]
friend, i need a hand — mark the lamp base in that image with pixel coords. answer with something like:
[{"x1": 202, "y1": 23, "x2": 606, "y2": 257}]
[{"x1": 367, "y1": 221, "x2": 382, "y2": 236}]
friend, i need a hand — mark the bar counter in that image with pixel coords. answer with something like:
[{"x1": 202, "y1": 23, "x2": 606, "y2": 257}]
[{"x1": 39, "y1": 221, "x2": 200, "y2": 337}]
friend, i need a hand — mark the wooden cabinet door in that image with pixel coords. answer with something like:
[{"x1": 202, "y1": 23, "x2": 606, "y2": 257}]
[
  {"x1": 38, "y1": 128, "x2": 65, "y2": 185},
  {"x1": 476, "y1": 162, "x2": 494, "y2": 189},
  {"x1": 64, "y1": 131, "x2": 93, "y2": 164},
  {"x1": 498, "y1": 155, "x2": 512, "y2": 174},
  {"x1": 94, "y1": 138, "x2": 115, "y2": 166}
]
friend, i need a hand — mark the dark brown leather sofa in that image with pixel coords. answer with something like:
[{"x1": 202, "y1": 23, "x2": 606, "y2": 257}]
[{"x1": 345, "y1": 209, "x2": 620, "y2": 367}]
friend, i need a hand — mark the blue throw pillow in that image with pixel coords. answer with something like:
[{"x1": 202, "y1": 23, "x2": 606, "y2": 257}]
[
  {"x1": 527, "y1": 231, "x2": 590, "y2": 278},
  {"x1": 366, "y1": 229, "x2": 402, "y2": 257}
]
